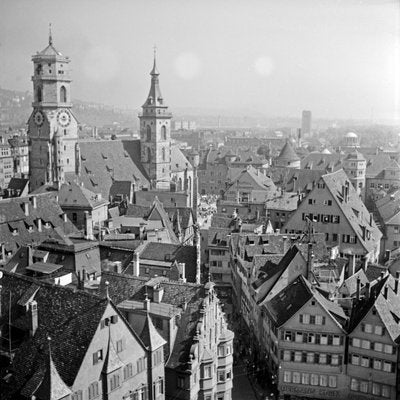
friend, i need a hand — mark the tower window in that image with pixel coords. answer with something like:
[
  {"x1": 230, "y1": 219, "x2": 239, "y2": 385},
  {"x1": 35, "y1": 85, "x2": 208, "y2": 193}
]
[
  {"x1": 162, "y1": 147, "x2": 166, "y2": 161},
  {"x1": 60, "y1": 86, "x2": 67, "y2": 103},
  {"x1": 36, "y1": 64, "x2": 42, "y2": 75},
  {"x1": 64, "y1": 129, "x2": 67, "y2": 135},
  {"x1": 36, "y1": 87, "x2": 42, "y2": 102},
  {"x1": 146, "y1": 125, "x2": 151, "y2": 141},
  {"x1": 161, "y1": 125, "x2": 167, "y2": 140}
]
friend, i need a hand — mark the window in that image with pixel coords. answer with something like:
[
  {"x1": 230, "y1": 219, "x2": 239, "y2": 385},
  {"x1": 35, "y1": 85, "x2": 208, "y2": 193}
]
[
  {"x1": 382, "y1": 385, "x2": 390, "y2": 398},
  {"x1": 331, "y1": 354, "x2": 339, "y2": 365},
  {"x1": 302, "y1": 373, "x2": 309, "y2": 385},
  {"x1": 384, "y1": 344, "x2": 393, "y2": 354},
  {"x1": 218, "y1": 370, "x2": 225, "y2": 382},
  {"x1": 360, "y1": 381, "x2": 368, "y2": 393},
  {"x1": 161, "y1": 125, "x2": 167, "y2": 140},
  {"x1": 319, "y1": 375, "x2": 328, "y2": 387},
  {"x1": 88, "y1": 382, "x2": 99, "y2": 399},
  {"x1": 374, "y1": 342, "x2": 383, "y2": 352},
  {"x1": 60, "y1": 85, "x2": 67, "y2": 102},
  {"x1": 328, "y1": 376, "x2": 337, "y2": 388},
  {"x1": 352, "y1": 338, "x2": 360, "y2": 348},
  {"x1": 123, "y1": 363, "x2": 133, "y2": 380},
  {"x1": 319, "y1": 354, "x2": 327, "y2": 364},
  {"x1": 310, "y1": 374, "x2": 319, "y2": 386},
  {"x1": 37, "y1": 87, "x2": 42, "y2": 102},
  {"x1": 93, "y1": 349, "x2": 103, "y2": 365},
  {"x1": 146, "y1": 125, "x2": 151, "y2": 141},
  {"x1": 109, "y1": 373, "x2": 120, "y2": 391},
  {"x1": 294, "y1": 351, "x2": 302, "y2": 362},
  {"x1": 350, "y1": 378, "x2": 359, "y2": 391},
  {"x1": 361, "y1": 356, "x2": 369, "y2": 368},
  {"x1": 320, "y1": 334, "x2": 328, "y2": 345},
  {"x1": 351, "y1": 354, "x2": 360, "y2": 365},
  {"x1": 116, "y1": 339, "x2": 123, "y2": 353},
  {"x1": 363, "y1": 323, "x2": 373, "y2": 333},
  {"x1": 374, "y1": 325, "x2": 383, "y2": 335},
  {"x1": 283, "y1": 371, "x2": 291, "y2": 383},
  {"x1": 204, "y1": 365, "x2": 211, "y2": 378},
  {"x1": 307, "y1": 352, "x2": 314, "y2": 363},
  {"x1": 372, "y1": 383, "x2": 380, "y2": 396},
  {"x1": 332, "y1": 335, "x2": 340, "y2": 346},
  {"x1": 361, "y1": 339, "x2": 370, "y2": 349},
  {"x1": 383, "y1": 361, "x2": 393, "y2": 372},
  {"x1": 292, "y1": 372, "x2": 301, "y2": 384}
]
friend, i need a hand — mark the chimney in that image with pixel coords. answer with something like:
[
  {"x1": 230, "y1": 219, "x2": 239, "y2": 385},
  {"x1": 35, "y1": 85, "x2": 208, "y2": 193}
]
[
  {"x1": 113, "y1": 261, "x2": 122, "y2": 273},
  {"x1": 62, "y1": 213, "x2": 68, "y2": 223},
  {"x1": 178, "y1": 262, "x2": 186, "y2": 282},
  {"x1": 29, "y1": 300, "x2": 38, "y2": 337},
  {"x1": 383, "y1": 285, "x2": 388, "y2": 299},
  {"x1": 356, "y1": 277, "x2": 360, "y2": 300},
  {"x1": 84, "y1": 211, "x2": 94, "y2": 240},
  {"x1": 153, "y1": 285, "x2": 164, "y2": 303},
  {"x1": 365, "y1": 282, "x2": 370, "y2": 299},
  {"x1": 23, "y1": 202, "x2": 29, "y2": 216},
  {"x1": 380, "y1": 271, "x2": 385, "y2": 280},
  {"x1": 395, "y1": 272, "x2": 400, "y2": 294},
  {"x1": 133, "y1": 252, "x2": 140, "y2": 276},
  {"x1": 37, "y1": 218, "x2": 42, "y2": 232},
  {"x1": 31, "y1": 196, "x2": 37, "y2": 209},
  {"x1": 27, "y1": 245, "x2": 33, "y2": 265},
  {"x1": 351, "y1": 254, "x2": 357, "y2": 277},
  {"x1": 144, "y1": 295, "x2": 151, "y2": 311},
  {"x1": 369, "y1": 213, "x2": 373, "y2": 226}
]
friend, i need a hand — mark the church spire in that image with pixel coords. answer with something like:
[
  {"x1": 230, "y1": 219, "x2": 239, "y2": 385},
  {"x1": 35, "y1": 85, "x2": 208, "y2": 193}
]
[
  {"x1": 48, "y1": 23, "x2": 53, "y2": 46},
  {"x1": 150, "y1": 45, "x2": 159, "y2": 76}
]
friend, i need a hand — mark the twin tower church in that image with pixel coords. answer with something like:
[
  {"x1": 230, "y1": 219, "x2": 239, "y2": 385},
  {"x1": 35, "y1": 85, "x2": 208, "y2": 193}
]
[{"x1": 28, "y1": 32, "x2": 197, "y2": 208}]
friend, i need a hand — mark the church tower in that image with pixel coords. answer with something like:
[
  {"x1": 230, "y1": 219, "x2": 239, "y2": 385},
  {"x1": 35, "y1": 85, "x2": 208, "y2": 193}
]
[
  {"x1": 28, "y1": 27, "x2": 78, "y2": 191},
  {"x1": 139, "y1": 50, "x2": 172, "y2": 190},
  {"x1": 343, "y1": 150, "x2": 366, "y2": 200}
]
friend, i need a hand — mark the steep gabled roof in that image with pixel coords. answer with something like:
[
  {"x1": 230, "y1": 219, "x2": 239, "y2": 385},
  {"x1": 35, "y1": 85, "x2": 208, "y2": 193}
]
[
  {"x1": 58, "y1": 182, "x2": 108, "y2": 209},
  {"x1": 322, "y1": 169, "x2": 382, "y2": 253},
  {"x1": 0, "y1": 272, "x2": 109, "y2": 398}
]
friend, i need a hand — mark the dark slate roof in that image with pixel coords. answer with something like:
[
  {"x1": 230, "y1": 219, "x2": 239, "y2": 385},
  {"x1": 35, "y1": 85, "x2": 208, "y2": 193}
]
[
  {"x1": 376, "y1": 189, "x2": 400, "y2": 225},
  {"x1": 7, "y1": 178, "x2": 29, "y2": 192},
  {"x1": 348, "y1": 275, "x2": 400, "y2": 341},
  {"x1": 284, "y1": 169, "x2": 325, "y2": 193},
  {"x1": 139, "y1": 242, "x2": 197, "y2": 282},
  {"x1": 0, "y1": 272, "x2": 109, "y2": 399},
  {"x1": 365, "y1": 153, "x2": 400, "y2": 179},
  {"x1": 0, "y1": 194, "x2": 79, "y2": 261},
  {"x1": 265, "y1": 275, "x2": 312, "y2": 326},
  {"x1": 227, "y1": 165, "x2": 276, "y2": 192},
  {"x1": 300, "y1": 152, "x2": 344, "y2": 171},
  {"x1": 276, "y1": 141, "x2": 300, "y2": 162},
  {"x1": 58, "y1": 182, "x2": 107, "y2": 209},
  {"x1": 110, "y1": 181, "x2": 132, "y2": 198},
  {"x1": 75, "y1": 139, "x2": 150, "y2": 199},
  {"x1": 265, "y1": 191, "x2": 298, "y2": 211}
]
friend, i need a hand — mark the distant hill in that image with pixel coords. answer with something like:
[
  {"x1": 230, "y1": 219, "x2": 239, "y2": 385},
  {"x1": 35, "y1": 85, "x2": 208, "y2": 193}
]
[{"x1": 0, "y1": 87, "x2": 138, "y2": 129}]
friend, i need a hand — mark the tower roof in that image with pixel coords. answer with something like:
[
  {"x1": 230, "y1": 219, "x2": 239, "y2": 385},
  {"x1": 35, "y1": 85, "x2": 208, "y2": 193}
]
[
  {"x1": 345, "y1": 150, "x2": 365, "y2": 161},
  {"x1": 36, "y1": 25, "x2": 63, "y2": 57},
  {"x1": 34, "y1": 340, "x2": 72, "y2": 400},
  {"x1": 140, "y1": 313, "x2": 167, "y2": 351},
  {"x1": 142, "y1": 50, "x2": 166, "y2": 108},
  {"x1": 277, "y1": 141, "x2": 300, "y2": 162}
]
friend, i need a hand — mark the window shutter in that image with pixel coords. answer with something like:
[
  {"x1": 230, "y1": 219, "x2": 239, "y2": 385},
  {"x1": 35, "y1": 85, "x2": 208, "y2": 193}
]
[
  {"x1": 340, "y1": 336, "x2": 344, "y2": 345},
  {"x1": 280, "y1": 350, "x2": 284, "y2": 360},
  {"x1": 339, "y1": 355, "x2": 343, "y2": 365},
  {"x1": 316, "y1": 334, "x2": 320, "y2": 344},
  {"x1": 361, "y1": 323, "x2": 365, "y2": 332},
  {"x1": 303, "y1": 333, "x2": 307, "y2": 343},
  {"x1": 327, "y1": 354, "x2": 331, "y2": 364}
]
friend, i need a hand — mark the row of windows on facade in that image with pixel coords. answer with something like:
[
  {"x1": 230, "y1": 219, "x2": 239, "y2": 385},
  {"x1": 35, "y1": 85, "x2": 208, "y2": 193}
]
[
  {"x1": 282, "y1": 370, "x2": 338, "y2": 388},
  {"x1": 350, "y1": 377, "x2": 391, "y2": 398},
  {"x1": 36, "y1": 86, "x2": 67, "y2": 103},
  {"x1": 282, "y1": 330, "x2": 344, "y2": 346},
  {"x1": 349, "y1": 353, "x2": 395, "y2": 372},
  {"x1": 177, "y1": 366, "x2": 232, "y2": 388},
  {"x1": 370, "y1": 182, "x2": 396, "y2": 189},
  {"x1": 302, "y1": 212, "x2": 340, "y2": 224},
  {"x1": 350, "y1": 337, "x2": 396, "y2": 354},
  {"x1": 281, "y1": 350, "x2": 343, "y2": 366}
]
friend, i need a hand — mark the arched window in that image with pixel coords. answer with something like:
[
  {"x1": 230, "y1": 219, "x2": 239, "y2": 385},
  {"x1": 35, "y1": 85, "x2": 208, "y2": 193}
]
[
  {"x1": 60, "y1": 86, "x2": 67, "y2": 103},
  {"x1": 162, "y1": 147, "x2": 166, "y2": 161},
  {"x1": 147, "y1": 148, "x2": 151, "y2": 162},
  {"x1": 188, "y1": 176, "x2": 192, "y2": 192},
  {"x1": 177, "y1": 178, "x2": 182, "y2": 192},
  {"x1": 37, "y1": 87, "x2": 42, "y2": 102},
  {"x1": 161, "y1": 126, "x2": 167, "y2": 140},
  {"x1": 146, "y1": 126, "x2": 151, "y2": 141}
]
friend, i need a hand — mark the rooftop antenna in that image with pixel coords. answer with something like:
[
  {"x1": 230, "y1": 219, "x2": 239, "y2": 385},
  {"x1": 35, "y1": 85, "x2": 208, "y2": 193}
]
[{"x1": 48, "y1": 23, "x2": 53, "y2": 45}]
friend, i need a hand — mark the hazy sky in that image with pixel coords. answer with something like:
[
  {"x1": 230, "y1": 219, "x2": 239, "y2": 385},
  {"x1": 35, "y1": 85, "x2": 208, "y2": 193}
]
[{"x1": 0, "y1": 0, "x2": 399, "y2": 121}]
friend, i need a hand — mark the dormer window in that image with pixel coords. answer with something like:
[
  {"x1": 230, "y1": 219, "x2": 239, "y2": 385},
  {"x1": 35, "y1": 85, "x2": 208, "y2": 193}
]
[{"x1": 148, "y1": 97, "x2": 153, "y2": 105}]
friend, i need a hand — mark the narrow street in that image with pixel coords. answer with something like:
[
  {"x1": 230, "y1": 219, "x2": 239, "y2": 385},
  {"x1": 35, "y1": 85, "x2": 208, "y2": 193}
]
[{"x1": 232, "y1": 361, "x2": 257, "y2": 400}]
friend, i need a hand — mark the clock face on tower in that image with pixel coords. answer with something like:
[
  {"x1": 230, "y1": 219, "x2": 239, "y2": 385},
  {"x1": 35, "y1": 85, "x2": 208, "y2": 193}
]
[
  {"x1": 57, "y1": 110, "x2": 71, "y2": 127},
  {"x1": 33, "y1": 110, "x2": 44, "y2": 126}
]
